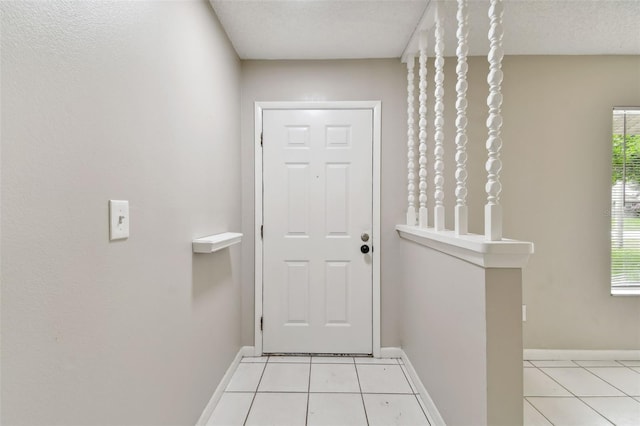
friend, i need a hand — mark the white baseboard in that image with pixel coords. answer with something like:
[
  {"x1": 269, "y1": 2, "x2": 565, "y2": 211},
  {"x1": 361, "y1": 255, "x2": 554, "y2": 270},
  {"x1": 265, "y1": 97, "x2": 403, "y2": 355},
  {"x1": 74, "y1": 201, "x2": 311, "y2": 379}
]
[
  {"x1": 241, "y1": 346, "x2": 256, "y2": 357},
  {"x1": 195, "y1": 346, "x2": 254, "y2": 426},
  {"x1": 400, "y1": 350, "x2": 446, "y2": 426},
  {"x1": 380, "y1": 346, "x2": 403, "y2": 358},
  {"x1": 524, "y1": 349, "x2": 640, "y2": 361}
]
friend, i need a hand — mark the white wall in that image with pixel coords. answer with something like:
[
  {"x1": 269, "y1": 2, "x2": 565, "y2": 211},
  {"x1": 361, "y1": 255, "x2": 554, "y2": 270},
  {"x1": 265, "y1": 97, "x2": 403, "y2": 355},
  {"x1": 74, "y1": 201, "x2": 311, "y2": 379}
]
[
  {"x1": 240, "y1": 59, "x2": 407, "y2": 348},
  {"x1": 1, "y1": 2, "x2": 241, "y2": 424}
]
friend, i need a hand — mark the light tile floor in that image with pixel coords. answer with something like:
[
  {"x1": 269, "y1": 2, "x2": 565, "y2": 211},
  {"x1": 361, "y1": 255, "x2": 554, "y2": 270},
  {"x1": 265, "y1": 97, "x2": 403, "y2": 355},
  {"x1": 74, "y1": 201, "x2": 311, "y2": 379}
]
[
  {"x1": 207, "y1": 356, "x2": 430, "y2": 426},
  {"x1": 524, "y1": 359, "x2": 640, "y2": 425},
  {"x1": 209, "y1": 356, "x2": 640, "y2": 425}
]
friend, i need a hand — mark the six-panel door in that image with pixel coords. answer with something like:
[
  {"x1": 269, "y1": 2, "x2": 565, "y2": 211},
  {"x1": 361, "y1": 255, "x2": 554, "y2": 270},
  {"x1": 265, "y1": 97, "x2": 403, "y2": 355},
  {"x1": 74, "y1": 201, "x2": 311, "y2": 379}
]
[{"x1": 262, "y1": 108, "x2": 373, "y2": 354}]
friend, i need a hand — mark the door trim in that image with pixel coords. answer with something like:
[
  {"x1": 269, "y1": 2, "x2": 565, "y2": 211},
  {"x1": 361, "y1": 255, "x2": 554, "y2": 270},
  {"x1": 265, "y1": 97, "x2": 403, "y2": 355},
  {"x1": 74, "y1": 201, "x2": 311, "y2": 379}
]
[{"x1": 254, "y1": 101, "x2": 381, "y2": 357}]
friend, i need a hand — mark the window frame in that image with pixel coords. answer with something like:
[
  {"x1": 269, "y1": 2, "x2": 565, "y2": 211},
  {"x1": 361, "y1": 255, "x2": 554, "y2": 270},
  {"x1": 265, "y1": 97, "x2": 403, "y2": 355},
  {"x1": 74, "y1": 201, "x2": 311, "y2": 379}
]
[{"x1": 611, "y1": 106, "x2": 640, "y2": 296}]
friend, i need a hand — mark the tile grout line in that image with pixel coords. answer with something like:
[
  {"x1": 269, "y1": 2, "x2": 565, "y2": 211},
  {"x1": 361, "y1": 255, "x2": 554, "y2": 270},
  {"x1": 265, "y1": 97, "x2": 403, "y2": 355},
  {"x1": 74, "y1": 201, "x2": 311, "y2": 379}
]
[
  {"x1": 529, "y1": 364, "x2": 601, "y2": 422},
  {"x1": 396, "y1": 360, "x2": 431, "y2": 424},
  {"x1": 305, "y1": 356, "x2": 311, "y2": 426},
  {"x1": 577, "y1": 396, "x2": 621, "y2": 426},
  {"x1": 353, "y1": 361, "x2": 370, "y2": 426},
  {"x1": 523, "y1": 397, "x2": 555, "y2": 426},
  {"x1": 242, "y1": 357, "x2": 269, "y2": 426},
  {"x1": 412, "y1": 393, "x2": 431, "y2": 425},
  {"x1": 579, "y1": 363, "x2": 632, "y2": 397},
  {"x1": 397, "y1": 362, "x2": 417, "y2": 395},
  {"x1": 534, "y1": 365, "x2": 582, "y2": 399},
  {"x1": 229, "y1": 390, "x2": 419, "y2": 395},
  {"x1": 529, "y1": 362, "x2": 622, "y2": 424}
]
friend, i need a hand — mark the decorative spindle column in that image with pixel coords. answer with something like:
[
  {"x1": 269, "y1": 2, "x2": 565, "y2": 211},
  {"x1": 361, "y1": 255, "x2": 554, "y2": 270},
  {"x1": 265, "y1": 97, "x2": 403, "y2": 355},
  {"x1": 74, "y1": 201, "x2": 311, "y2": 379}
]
[
  {"x1": 433, "y1": 8, "x2": 445, "y2": 232},
  {"x1": 418, "y1": 31, "x2": 429, "y2": 228},
  {"x1": 455, "y1": 0, "x2": 469, "y2": 235},
  {"x1": 406, "y1": 57, "x2": 417, "y2": 226},
  {"x1": 485, "y1": 0, "x2": 504, "y2": 241}
]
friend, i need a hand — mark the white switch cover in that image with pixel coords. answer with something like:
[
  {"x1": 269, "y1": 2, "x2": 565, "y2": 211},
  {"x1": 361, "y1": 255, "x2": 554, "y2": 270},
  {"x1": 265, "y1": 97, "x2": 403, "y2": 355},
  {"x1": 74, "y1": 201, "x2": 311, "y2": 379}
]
[{"x1": 109, "y1": 200, "x2": 129, "y2": 240}]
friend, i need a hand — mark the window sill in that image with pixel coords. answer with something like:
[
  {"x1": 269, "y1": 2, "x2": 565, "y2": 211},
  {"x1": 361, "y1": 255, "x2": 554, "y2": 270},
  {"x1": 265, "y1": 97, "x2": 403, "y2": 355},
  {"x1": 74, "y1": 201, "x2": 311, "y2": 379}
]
[
  {"x1": 396, "y1": 224, "x2": 534, "y2": 268},
  {"x1": 611, "y1": 288, "x2": 640, "y2": 296}
]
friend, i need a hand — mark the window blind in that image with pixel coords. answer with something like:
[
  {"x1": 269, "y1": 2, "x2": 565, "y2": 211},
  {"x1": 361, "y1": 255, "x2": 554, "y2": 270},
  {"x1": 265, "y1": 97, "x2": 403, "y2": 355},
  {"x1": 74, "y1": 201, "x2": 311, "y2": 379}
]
[{"x1": 611, "y1": 107, "x2": 640, "y2": 295}]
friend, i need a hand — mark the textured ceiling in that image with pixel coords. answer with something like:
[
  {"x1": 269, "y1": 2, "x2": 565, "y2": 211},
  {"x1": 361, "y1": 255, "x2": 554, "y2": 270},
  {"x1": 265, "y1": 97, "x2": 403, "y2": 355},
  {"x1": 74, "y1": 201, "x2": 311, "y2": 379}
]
[
  {"x1": 432, "y1": 0, "x2": 640, "y2": 57},
  {"x1": 210, "y1": 0, "x2": 640, "y2": 60},
  {"x1": 210, "y1": 0, "x2": 429, "y2": 59}
]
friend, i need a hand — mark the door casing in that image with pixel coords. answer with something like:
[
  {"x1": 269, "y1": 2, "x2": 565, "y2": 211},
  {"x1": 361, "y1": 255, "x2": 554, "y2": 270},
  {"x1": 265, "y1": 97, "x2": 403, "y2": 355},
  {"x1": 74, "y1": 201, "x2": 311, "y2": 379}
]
[{"x1": 254, "y1": 101, "x2": 381, "y2": 357}]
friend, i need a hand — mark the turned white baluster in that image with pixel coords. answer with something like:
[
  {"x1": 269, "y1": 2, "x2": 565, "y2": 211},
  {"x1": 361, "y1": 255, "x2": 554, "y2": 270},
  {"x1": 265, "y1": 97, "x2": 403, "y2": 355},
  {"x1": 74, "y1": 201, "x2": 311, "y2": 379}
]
[
  {"x1": 406, "y1": 56, "x2": 417, "y2": 226},
  {"x1": 454, "y1": 0, "x2": 469, "y2": 236},
  {"x1": 418, "y1": 31, "x2": 428, "y2": 228},
  {"x1": 433, "y1": 7, "x2": 445, "y2": 232},
  {"x1": 485, "y1": 0, "x2": 504, "y2": 241}
]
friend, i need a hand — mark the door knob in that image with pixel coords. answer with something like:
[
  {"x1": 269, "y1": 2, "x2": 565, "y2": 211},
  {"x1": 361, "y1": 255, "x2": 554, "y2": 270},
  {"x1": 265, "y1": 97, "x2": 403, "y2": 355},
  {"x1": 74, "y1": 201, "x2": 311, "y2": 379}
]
[
  {"x1": 360, "y1": 245, "x2": 370, "y2": 254},
  {"x1": 361, "y1": 233, "x2": 370, "y2": 242}
]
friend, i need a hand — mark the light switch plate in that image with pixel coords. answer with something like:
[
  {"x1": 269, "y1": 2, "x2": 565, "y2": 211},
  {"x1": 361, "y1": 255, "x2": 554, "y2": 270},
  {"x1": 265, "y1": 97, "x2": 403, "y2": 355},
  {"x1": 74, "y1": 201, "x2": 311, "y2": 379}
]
[{"x1": 109, "y1": 200, "x2": 129, "y2": 240}]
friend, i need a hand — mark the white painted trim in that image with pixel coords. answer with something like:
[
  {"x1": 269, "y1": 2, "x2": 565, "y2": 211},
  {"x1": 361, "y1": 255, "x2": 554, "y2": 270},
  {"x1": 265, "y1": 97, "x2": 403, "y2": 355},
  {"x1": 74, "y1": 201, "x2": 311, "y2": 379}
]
[
  {"x1": 192, "y1": 232, "x2": 242, "y2": 253},
  {"x1": 380, "y1": 347, "x2": 403, "y2": 359},
  {"x1": 524, "y1": 349, "x2": 640, "y2": 361},
  {"x1": 401, "y1": 349, "x2": 446, "y2": 426},
  {"x1": 195, "y1": 346, "x2": 253, "y2": 426},
  {"x1": 254, "y1": 103, "x2": 264, "y2": 357},
  {"x1": 396, "y1": 224, "x2": 534, "y2": 268},
  {"x1": 611, "y1": 288, "x2": 640, "y2": 296},
  {"x1": 240, "y1": 346, "x2": 256, "y2": 357},
  {"x1": 372, "y1": 101, "x2": 382, "y2": 358},
  {"x1": 254, "y1": 101, "x2": 382, "y2": 357}
]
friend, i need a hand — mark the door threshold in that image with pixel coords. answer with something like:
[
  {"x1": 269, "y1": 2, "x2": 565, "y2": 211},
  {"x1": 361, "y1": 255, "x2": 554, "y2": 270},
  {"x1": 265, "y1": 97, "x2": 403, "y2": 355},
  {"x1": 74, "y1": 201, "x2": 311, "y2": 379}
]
[{"x1": 266, "y1": 353, "x2": 373, "y2": 357}]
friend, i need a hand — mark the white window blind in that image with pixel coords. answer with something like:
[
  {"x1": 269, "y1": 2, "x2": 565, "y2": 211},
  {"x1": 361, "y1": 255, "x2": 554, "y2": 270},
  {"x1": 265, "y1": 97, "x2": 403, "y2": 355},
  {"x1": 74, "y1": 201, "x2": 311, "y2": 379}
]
[{"x1": 611, "y1": 107, "x2": 640, "y2": 295}]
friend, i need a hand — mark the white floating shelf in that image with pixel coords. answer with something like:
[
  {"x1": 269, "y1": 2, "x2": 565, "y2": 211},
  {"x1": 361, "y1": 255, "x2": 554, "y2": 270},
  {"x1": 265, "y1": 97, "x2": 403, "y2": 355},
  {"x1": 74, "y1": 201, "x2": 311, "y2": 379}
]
[{"x1": 192, "y1": 232, "x2": 243, "y2": 253}]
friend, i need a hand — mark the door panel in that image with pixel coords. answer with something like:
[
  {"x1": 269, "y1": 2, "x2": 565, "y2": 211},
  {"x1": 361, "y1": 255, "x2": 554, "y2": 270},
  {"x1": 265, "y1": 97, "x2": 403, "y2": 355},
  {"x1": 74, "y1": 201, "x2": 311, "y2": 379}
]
[{"x1": 262, "y1": 109, "x2": 373, "y2": 354}]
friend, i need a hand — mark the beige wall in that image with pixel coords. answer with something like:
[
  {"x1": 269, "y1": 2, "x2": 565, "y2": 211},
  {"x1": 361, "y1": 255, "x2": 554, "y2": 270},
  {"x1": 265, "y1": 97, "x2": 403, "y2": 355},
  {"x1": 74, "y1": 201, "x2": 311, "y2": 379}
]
[
  {"x1": 499, "y1": 56, "x2": 640, "y2": 349},
  {"x1": 399, "y1": 56, "x2": 640, "y2": 423},
  {"x1": 399, "y1": 239, "x2": 489, "y2": 424},
  {"x1": 400, "y1": 240, "x2": 524, "y2": 425},
  {"x1": 413, "y1": 55, "x2": 640, "y2": 351},
  {"x1": 2, "y1": 9, "x2": 637, "y2": 424},
  {"x1": 241, "y1": 56, "x2": 640, "y2": 352},
  {"x1": 240, "y1": 59, "x2": 407, "y2": 348},
  {"x1": 1, "y1": 2, "x2": 242, "y2": 425},
  {"x1": 486, "y1": 268, "x2": 524, "y2": 426}
]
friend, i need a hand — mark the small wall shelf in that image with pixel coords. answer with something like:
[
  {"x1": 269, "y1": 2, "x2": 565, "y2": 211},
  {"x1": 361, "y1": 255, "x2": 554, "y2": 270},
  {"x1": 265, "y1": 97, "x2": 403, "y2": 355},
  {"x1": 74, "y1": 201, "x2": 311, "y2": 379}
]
[{"x1": 192, "y1": 232, "x2": 242, "y2": 253}]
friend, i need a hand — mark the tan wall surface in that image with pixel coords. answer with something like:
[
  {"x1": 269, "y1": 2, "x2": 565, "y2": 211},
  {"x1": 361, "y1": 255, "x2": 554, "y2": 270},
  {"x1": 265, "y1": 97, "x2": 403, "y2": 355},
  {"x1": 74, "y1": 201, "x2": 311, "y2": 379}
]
[
  {"x1": 415, "y1": 55, "x2": 640, "y2": 350},
  {"x1": 499, "y1": 56, "x2": 640, "y2": 349},
  {"x1": 486, "y1": 269, "x2": 524, "y2": 426},
  {"x1": 241, "y1": 55, "x2": 640, "y2": 352},
  {"x1": 3, "y1": 16, "x2": 635, "y2": 425},
  {"x1": 399, "y1": 239, "x2": 488, "y2": 425},
  {"x1": 1, "y1": 2, "x2": 242, "y2": 424},
  {"x1": 240, "y1": 59, "x2": 407, "y2": 348}
]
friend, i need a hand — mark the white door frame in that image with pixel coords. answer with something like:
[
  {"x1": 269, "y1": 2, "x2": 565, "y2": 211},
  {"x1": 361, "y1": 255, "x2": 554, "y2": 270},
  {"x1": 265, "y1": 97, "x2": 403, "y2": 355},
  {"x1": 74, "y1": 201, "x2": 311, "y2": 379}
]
[{"x1": 254, "y1": 101, "x2": 381, "y2": 357}]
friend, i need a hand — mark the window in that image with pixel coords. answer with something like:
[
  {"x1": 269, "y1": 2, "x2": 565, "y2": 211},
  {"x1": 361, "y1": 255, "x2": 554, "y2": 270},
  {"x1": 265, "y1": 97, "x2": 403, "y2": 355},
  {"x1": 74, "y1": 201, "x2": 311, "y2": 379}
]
[{"x1": 611, "y1": 107, "x2": 640, "y2": 295}]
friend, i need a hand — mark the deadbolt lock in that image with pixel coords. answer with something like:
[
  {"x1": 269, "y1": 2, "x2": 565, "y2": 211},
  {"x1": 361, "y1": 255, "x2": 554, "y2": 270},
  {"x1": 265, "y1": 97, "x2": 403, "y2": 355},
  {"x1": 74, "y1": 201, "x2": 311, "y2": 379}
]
[{"x1": 361, "y1": 233, "x2": 370, "y2": 242}]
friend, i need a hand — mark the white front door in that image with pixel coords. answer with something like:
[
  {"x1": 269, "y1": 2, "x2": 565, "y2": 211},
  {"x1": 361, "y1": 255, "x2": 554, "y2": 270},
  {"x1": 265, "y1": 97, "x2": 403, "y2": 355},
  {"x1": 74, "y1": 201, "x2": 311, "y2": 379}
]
[{"x1": 262, "y1": 108, "x2": 373, "y2": 354}]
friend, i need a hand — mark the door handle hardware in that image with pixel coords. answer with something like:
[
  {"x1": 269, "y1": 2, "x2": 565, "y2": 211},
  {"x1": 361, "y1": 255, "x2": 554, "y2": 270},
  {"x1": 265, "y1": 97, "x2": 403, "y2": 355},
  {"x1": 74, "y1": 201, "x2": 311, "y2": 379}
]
[
  {"x1": 361, "y1": 233, "x2": 370, "y2": 242},
  {"x1": 360, "y1": 245, "x2": 370, "y2": 254}
]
